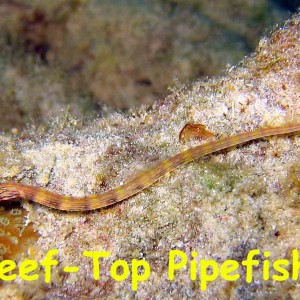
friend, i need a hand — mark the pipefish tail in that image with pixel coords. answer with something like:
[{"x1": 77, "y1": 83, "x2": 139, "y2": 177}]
[{"x1": 0, "y1": 123, "x2": 300, "y2": 211}]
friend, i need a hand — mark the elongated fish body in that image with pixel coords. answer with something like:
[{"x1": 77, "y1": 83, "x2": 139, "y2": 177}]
[{"x1": 0, "y1": 123, "x2": 299, "y2": 211}]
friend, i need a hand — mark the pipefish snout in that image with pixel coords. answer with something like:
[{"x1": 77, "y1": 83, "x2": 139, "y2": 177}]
[{"x1": 0, "y1": 123, "x2": 300, "y2": 211}]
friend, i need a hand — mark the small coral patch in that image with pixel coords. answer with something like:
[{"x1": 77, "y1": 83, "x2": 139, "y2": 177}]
[{"x1": 0, "y1": 203, "x2": 39, "y2": 261}]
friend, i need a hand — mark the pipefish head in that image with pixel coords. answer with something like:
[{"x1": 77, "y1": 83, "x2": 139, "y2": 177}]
[{"x1": 0, "y1": 184, "x2": 22, "y2": 201}]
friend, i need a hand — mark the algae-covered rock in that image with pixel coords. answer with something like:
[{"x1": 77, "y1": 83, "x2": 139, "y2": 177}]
[
  {"x1": 0, "y1": 0, "x2": 287, "y2": 115},
  {"x1": 0, "y1": 8, "x2": 300, "y2": 300}
]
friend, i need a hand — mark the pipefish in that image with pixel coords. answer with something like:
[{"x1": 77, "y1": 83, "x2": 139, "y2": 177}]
[{"x1": 0, "y1": 123, "x2": 300, "y2": 211}]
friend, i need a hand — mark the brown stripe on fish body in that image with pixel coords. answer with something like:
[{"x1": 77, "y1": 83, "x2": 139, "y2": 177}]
[
  {"x1": 130, "y1": 164, "x2": 166, "y2": 193},
  {"x1": 128, "y1": 178, "x2": 148, "y2": 194},
  {"x1": 102, "y1": 192, "x2": 120, "y2": 206},
  {"x1": 43, "y1": 195, "x2": 62, "y2": 210},
  {"x1": 76, "y1": 197, "x2": 93, "y2": 211},
  {"x1": 23, "y1": 186, "x2": 52, "y2": 206},
  {"x1": 155, "y1": 164, "x2": 168, "y2": 178},
  {"x1": 21, "y1": 184, "x2": 39, "y2": 199},
  {"x1": 30, "y1": 188, "x2": 49, "y2": 203},
  {"x1": 103, "y1": 188, "x2": 127, "y2": 206},
  {"x1": 42, "y1": 193, "x2": 69, "y2": 210},
  {"x1": 27, "y1": 188, "x2": 61, "y2": 209},
  {"x1": 91, "y1": 189, "x2": 121, "y2": 209},
  {"x1": 200, "y1": 138, "x2": 219, "y2": 154},
  {"x1": 88, "y1": 184, "x2": 138, "y2": 210},
  {"x1": 64, "y1": 196, "x2": 95, "y2": 211}
]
